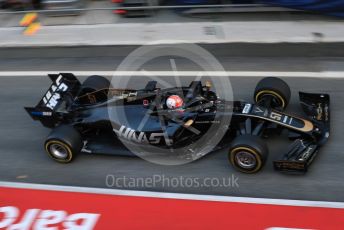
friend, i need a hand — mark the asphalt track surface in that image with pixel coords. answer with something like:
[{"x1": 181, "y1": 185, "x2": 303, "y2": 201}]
[{"x1": 0, "y1": 47, "x2": 344, "y2": 202}]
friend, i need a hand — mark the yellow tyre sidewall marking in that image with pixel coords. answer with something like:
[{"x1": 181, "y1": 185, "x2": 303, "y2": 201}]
[
  {"x1": 45, "y1": 140, "x2": 73, "y2": 163},
  {"x1": 229, "y1": 146, "x2": 263, "y2": 173},
  {"x1": 255, "y1": 90, "x2": 286, "y2": 109}
]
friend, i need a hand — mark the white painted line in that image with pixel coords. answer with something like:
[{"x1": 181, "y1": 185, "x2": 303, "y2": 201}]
[
  {"x1": 0, "y1": 71, "x2": 343, "y2": 78},
  {"x1": 1, "y1": 181, "x2": 344, "y2": 209}
]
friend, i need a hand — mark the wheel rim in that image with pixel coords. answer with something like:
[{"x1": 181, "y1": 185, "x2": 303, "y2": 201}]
[
  {"x1": 49, "y1": 143, "x2": 68, "y2": 159},
  {"x1": 235, "y1": 151, "x2": 257, "y2": 169}
]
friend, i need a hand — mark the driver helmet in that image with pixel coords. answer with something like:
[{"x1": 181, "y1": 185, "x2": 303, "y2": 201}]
[{"x1": 166, "y1": 95, "x2": 183, "y2": 109}]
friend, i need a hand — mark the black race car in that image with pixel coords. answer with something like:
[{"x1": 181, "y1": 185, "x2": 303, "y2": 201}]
[{"x1": 25, "y1": 73, "x2": 330, "y2": 173}]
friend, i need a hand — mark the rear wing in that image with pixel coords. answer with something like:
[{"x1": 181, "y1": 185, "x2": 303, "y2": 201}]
[{"x1": 25, "y1": 73, "x2": 81, "y2": 128}]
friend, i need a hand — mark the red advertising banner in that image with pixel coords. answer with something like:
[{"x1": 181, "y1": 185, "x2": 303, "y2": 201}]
[{"x1": 1, "y1": 183, "x2": 344, "y2": 230}]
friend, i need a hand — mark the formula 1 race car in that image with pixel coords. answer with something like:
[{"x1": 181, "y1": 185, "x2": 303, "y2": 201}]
[{"x1": 25, "y1": 73, "x2": 330, "y2": 173}]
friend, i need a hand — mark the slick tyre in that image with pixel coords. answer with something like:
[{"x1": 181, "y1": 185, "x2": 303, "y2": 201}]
[
  {"x1": 45, "y1": 125, "x2": 82, "y2": 163},
  {"x1": 229, "y1": 135, "x2": 269, "y2": 174},
  {"x1": 80, "y1": 75, "x2": 111, "y2": 103},
  {"x1": 254, "y1": 77, "x2": 291, "y2": 110}
]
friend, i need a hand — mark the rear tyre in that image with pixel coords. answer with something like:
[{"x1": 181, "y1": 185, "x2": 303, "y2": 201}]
[
  {"x1": 254, "y1": 77, "x2": 291, "y2": 110},
  {"x1": 79, "y1": 75, "x2": 110, "y2": 103},
  {"x1": 45, "y1": 125, "x2": 82, "y2": 163},
  {"x1": 228, "y1": 135, "x2": 268, "y2": 173}
]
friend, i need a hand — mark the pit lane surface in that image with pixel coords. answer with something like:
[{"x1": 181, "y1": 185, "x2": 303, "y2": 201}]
[{"x1": 0, "y1": 73, "x2": 343, "y2": 202}]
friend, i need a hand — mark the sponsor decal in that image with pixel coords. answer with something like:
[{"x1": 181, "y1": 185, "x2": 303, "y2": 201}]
[
  {"x1": 0, "y1": 206, "x2": 99, "y2": 230},
  {"x1": 195, "y1": 120, "x2": 220, "y2": 124},
  {"x1": 283, "y1": 116, "x2": 288, "y2": 123},
  {"x1": 253, "y1": 106, "x2": 264, "y2": 114},
  {"x1": 113, "y1": 125, "x2": 173, "y2": 145},
  {"x1": 250, "y1": 106, "x2": 268, "y2": 116},
  {"x1": 324, "y1": 105, "x2": 329, "y2": 122},
  {"x1": 43, "y1": 75, "x2": 68, "y2": 110},
  {"x1": 30, "y1": 111, "x2": 53, "y2": 117},
  {"x1": 270, "y1": 112, "x2": 283, "y2": 121},
  {"x1": 316, "y1": 103, "x2": 323, "y2": 121},
  {"x1": 143, "y1": 99, "x2": 149, "y2": 106},
  {"x1": 242, "y1": 104, "x2": 251, "y2": 114},
  {"x1": 1, "y1": 185, "x2": 344, "y2": 230},
  {"x1": 299, "y1": 145, "x2": 316, "y2": 161}
]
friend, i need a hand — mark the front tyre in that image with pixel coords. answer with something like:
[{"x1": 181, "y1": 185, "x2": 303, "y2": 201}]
[
  {"x1": 254, "y1": 77, "x2": 291, "y2": 110},
  {"x1": 228, "y1": 135, "x2": 268, "y2": 173},
  {"x1": 45, "y1": 125, "x2": 82, "y2": 163}
]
